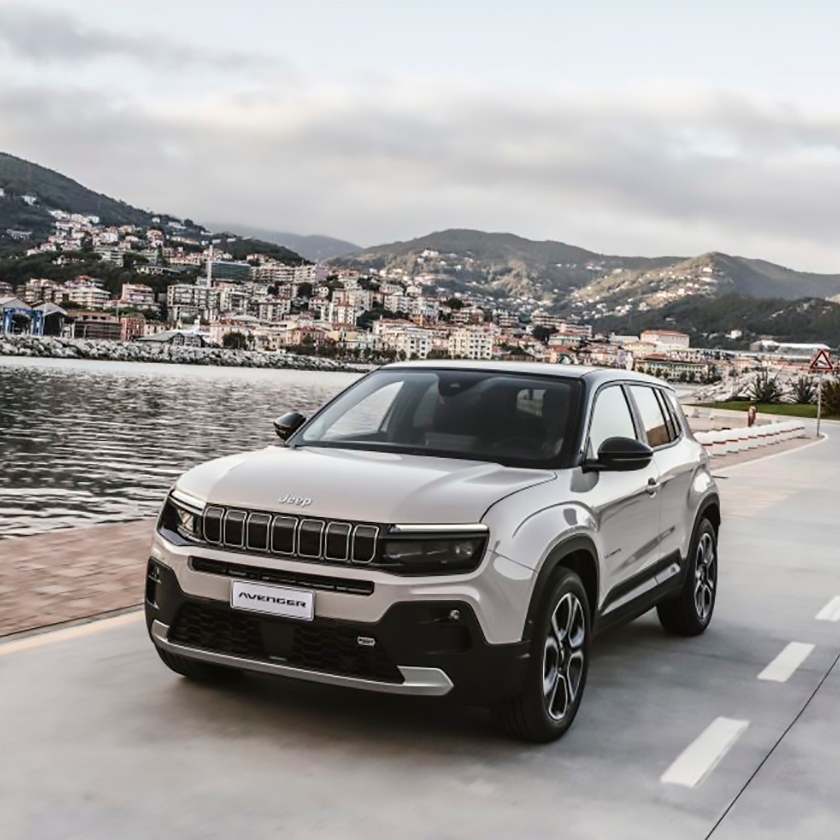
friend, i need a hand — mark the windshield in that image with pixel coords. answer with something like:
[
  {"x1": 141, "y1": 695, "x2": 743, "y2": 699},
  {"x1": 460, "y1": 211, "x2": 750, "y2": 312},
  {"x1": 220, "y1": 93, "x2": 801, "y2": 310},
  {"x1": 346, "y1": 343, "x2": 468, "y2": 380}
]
[{"x1": 294, "y1": 368, "x2": 582, "y2": 466}]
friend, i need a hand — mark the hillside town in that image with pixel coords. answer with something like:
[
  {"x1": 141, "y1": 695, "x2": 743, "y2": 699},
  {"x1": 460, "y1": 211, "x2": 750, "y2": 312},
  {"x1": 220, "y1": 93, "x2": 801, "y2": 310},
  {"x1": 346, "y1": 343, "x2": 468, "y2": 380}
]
[{"x1": 0, "y1": 206, "x2": 833, "y2": 383}]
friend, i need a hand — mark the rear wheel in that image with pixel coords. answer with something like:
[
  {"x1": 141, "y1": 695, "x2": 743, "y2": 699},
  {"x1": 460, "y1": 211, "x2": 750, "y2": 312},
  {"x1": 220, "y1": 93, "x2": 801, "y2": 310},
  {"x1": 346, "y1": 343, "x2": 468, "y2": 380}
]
[
  {"x1": 657, "y1": 518, "x2": 718, "y2": 636},
  {"x1": 495, "y1": 568, "x2": 590, "y2": 743},
  {"x1": 155, "y1": 647, "x2": 240, "y2": 683}
]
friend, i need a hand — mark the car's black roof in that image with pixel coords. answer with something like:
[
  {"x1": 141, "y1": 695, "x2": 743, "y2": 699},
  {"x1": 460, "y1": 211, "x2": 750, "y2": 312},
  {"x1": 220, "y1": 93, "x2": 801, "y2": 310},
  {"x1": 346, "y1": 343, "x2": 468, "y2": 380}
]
[{"x1": 383, "y1": 360, "x2": 670, "y2": 389}]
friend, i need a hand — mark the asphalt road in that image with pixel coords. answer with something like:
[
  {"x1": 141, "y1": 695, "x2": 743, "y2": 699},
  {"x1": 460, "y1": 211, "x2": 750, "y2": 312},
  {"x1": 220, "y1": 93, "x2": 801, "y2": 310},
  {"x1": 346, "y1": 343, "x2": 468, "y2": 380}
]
[{"x1": 3, "y1": 426, "x2": 840, "y2": 840}]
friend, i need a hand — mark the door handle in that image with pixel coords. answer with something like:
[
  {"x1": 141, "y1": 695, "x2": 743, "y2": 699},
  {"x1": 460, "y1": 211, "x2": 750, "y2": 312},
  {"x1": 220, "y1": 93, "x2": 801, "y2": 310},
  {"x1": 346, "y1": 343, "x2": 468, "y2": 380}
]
[{"x1": 646, "y1": 478, "x2": 660, "y2": 496}]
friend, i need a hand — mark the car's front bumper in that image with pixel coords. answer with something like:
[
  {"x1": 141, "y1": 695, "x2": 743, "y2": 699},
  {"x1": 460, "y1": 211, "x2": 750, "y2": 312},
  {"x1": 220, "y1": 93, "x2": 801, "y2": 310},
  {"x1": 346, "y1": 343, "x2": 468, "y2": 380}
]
[
  {"x1": 149, "y1": 619, "x2": 455, "y2": 696},
  {"x1": 145, "y1": 555, "x2": 531, "y2": 702}
]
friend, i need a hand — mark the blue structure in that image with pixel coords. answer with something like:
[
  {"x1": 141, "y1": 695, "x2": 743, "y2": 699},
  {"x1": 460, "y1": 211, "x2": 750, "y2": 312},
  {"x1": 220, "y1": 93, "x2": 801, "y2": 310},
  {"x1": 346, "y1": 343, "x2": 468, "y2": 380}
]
[{"x1": 0, "y1": 297, "x2": 34, "y2": 334}]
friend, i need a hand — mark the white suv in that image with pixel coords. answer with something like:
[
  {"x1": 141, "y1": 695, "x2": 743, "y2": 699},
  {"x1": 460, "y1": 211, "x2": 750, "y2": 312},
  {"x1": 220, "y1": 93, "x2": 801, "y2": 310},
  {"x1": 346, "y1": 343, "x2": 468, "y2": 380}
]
[{"x1": 147, "y1": 362, "x2": 720, "y2": 742}]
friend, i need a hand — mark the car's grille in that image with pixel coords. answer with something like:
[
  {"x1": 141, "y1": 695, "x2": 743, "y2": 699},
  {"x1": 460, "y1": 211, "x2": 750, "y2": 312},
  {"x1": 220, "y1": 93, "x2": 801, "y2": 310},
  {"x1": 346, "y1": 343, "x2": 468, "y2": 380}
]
[
  {"x1": 201, "y1": 505, "x2": 380, "y2": 565},
  {"x1": 169, "y1": 602, "x2": 404, "y2": 684},
  {"x1": 190, "y1": 557, "x2": 375, "y2": 596}
]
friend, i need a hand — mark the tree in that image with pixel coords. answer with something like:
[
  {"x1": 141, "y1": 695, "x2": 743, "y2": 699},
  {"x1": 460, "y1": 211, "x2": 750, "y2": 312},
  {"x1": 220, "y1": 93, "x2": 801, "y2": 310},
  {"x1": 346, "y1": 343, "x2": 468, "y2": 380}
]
[
  {"x1": 446, "y1": 296, "x2": 464, "y2": 310},
  {"x1": 821, "y1": 377, "x2": 840, "y2": 417},
  {"x1": 531, "y1": 325, "x2": 556, "y2": 343},
  {"x1": 791, "y1": 376, "x2": 817, "y2": 405},
  {"x1": 222, "y1": 331, "x2": 249, "y2": 350},
  {"x1": 749, "y1": 371, "x2": 783, "y2": 403}
]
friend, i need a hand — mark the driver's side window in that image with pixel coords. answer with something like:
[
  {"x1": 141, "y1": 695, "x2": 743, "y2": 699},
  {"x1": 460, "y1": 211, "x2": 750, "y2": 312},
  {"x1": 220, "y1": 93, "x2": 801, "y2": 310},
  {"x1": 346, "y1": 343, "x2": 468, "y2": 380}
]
[{"x1": 587, "y1": 386, "x2": 637, "y2": 458}]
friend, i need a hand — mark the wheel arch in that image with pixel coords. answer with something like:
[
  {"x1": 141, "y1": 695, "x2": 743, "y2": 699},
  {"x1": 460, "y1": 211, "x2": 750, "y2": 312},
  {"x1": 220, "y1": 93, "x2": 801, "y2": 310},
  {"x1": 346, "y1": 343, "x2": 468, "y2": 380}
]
[
  {"x1": 698, "y1": 493, "x2": 721, "y2": 534},
  {"x1": 522, "y1": 535, "x2": 600, "y2": 642}
]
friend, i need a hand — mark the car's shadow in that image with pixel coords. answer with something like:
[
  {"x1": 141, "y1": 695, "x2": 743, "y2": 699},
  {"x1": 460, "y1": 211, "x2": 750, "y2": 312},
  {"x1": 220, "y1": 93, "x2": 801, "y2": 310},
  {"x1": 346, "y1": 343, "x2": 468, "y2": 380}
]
[{"x1": 157, "y1": 611, "x2": 685, "y2": 755}]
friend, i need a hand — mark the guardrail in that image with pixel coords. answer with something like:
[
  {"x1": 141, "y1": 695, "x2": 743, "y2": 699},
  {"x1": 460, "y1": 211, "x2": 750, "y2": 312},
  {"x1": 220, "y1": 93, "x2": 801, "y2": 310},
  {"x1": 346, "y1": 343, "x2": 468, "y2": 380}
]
[{"x1": 694, "y1": 421, "x2": 807, "y2": 456}]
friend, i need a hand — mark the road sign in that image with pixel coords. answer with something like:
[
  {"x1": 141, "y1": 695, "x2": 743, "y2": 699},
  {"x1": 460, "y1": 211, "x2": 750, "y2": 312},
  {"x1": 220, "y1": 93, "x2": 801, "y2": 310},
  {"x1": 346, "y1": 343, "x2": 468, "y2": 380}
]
[{"x1": 810, "y1": 349, "x2": 834, "y2": 373}]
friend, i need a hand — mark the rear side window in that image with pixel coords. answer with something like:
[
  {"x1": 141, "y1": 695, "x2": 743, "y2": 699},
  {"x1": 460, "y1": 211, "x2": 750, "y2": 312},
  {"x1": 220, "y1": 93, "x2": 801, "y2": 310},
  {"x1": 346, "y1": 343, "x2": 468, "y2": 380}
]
[
  {"x1": 587, "y1": 386, "x2": 636, "y2": 457},
  {"x1": 660, "y1": 389, "x2": 686, "y2": 438},
  {"x1": 629, "y1": 385, "x2": 672, "y2": 448}
]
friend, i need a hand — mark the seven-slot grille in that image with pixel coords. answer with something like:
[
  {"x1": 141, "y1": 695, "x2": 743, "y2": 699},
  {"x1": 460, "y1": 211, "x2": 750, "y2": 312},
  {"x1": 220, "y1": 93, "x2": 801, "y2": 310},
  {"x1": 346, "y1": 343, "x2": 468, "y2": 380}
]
[{"x1": 201, "y1": 505, "x2": 379, "y2": 565}]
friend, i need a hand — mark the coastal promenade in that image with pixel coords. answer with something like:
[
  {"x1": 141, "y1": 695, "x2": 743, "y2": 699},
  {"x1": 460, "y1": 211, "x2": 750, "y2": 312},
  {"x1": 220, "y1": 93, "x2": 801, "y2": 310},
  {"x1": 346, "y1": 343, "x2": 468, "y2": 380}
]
[
  {"x1": 1, "y1": 425, "x2": 838, "y2": 838},
  {"x1": 0, "y1": 520, "x2": 151, "y2": 636}
]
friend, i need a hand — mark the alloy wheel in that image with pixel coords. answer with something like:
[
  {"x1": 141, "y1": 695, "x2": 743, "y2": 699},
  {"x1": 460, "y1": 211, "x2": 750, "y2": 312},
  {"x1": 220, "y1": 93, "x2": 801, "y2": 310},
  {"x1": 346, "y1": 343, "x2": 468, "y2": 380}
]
[
  {"x1": 542, "y1": 592, "x2": 586, "y2": 722},
  {"x1": 694, "y1": 531, "x2": 716, "y2": 621}
]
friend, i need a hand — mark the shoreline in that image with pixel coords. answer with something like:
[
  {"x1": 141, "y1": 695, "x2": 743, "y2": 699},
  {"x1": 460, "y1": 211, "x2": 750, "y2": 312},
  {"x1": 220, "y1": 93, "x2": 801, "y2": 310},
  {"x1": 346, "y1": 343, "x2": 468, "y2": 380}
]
[{"x1": 0, "y1": 334, "x2": 367, "y2": 373}]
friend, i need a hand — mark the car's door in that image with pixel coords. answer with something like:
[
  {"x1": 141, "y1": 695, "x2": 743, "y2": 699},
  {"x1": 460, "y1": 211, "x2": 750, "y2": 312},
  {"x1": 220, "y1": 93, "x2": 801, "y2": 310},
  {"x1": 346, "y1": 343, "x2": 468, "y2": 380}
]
[
  {"x1": 584, "y1": 384, "x2": 662, "y2": 608},
  {"x1": 627, "y1": 385, "x2": 696, "y2": 565}
]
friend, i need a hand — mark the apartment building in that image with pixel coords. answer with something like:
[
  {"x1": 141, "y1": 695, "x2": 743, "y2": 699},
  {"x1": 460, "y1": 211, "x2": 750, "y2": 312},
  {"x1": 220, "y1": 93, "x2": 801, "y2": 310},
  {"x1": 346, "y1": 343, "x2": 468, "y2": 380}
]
[
  {"x1": 166, "y1": 283, "x2": 220, "y2": 321},
  {"x1": 120, "y1": 283, "x2": 156, "y2": 308},
  {"x1": 448, "y1": 326, "x2": 497, "y2": 360}
]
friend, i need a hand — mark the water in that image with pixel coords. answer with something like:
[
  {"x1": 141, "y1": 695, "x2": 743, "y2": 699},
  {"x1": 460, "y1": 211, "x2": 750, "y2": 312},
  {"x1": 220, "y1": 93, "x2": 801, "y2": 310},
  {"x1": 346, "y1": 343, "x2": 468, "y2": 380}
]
[{"x1": 0, "y1": 358, "x2": 360, "y2": 539}]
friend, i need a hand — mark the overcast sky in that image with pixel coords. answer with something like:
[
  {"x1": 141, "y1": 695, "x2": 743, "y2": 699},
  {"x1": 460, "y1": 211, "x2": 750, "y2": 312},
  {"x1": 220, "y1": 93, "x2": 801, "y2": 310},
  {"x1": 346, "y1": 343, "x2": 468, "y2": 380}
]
[{"x1": 2, "y1": 0, "x2": 840, "y2": 270}]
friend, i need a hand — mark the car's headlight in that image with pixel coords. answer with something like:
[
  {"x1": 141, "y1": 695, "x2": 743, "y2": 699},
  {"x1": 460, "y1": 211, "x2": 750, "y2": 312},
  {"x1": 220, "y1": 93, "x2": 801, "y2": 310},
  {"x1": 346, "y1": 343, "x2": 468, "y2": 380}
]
[
  {"x1": 158, "y1": 489, "x2": 205, "y2": 542},
  {"x1": 380, "y1": 530, "x2": 487, "y2": 575}
]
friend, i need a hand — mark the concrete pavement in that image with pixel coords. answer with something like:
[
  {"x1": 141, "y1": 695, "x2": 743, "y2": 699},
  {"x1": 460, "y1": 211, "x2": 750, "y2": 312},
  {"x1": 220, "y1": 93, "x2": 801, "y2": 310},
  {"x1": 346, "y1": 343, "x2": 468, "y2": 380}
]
[{"x1": 2, "y1": 428, "x2": 839, "y2": 839}]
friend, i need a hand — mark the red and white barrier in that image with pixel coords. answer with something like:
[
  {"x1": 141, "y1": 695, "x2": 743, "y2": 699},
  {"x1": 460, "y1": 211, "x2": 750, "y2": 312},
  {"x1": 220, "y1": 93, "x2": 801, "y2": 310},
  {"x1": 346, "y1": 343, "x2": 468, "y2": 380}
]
[{"x1": 695, "y1": 420, "x2": 806, "y2": 455}]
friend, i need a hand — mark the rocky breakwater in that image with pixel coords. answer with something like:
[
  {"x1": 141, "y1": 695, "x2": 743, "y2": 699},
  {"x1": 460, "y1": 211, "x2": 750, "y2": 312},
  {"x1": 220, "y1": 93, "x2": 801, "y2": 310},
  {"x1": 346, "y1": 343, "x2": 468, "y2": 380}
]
[{"x1": 0, "y1": 334, "x2": 365, "y2": 372}]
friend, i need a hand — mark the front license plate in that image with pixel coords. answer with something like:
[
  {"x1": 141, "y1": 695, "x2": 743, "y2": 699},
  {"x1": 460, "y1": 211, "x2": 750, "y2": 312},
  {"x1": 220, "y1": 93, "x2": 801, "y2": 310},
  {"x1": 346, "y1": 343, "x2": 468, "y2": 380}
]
[{"x1": 230, "y1": 580, "x2": 314, "y2": 621}]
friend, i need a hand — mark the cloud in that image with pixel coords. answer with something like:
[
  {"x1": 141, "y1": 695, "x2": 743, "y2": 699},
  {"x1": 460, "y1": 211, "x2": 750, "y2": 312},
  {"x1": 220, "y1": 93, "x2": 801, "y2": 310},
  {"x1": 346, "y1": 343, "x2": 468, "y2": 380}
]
[
  {"x1": 0, "y1": 3, "x2": 285, "y2": 72},
  {"x1": 2, "y1": 73, "x2": 840, "y2": 271}
]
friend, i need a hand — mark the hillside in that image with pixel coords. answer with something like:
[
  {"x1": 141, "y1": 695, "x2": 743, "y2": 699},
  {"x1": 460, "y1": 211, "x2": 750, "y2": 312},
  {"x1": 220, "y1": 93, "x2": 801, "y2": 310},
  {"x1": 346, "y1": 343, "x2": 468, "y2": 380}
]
[
  {"x1": 568, "y1": 252, "x2": 840, "y2": 315},
  {"x1": 0, "y1": 152, "x2": 153, "y2": 240},
  {"x1": 0, "y1": 152, "x2": 307, "y2": 271},
  {"x1": 593, "y1": 294, "x2": 840, "y2": 349},
  {"x1": 333, "y1": 228, "x2": 678, "y2": 300},
  {"x1": 210, "y1": 223, "x2": 361, "y2": 261},
  {"x1": 334, "y1": 229, "x2": 840, "y2": 313}
]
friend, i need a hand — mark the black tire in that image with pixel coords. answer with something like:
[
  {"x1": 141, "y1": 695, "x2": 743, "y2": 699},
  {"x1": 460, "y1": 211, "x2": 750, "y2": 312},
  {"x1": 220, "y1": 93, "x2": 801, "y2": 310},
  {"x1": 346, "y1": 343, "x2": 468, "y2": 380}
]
[
  {"x1": 495, "y1": 568, "x2": 591, "y2": 743},
  {"x1": 657, "y1": 518, "x2": 718, "y2": 636},
  {"x1": 155, "y1": 646, "x2": 239, "y2": 683}
]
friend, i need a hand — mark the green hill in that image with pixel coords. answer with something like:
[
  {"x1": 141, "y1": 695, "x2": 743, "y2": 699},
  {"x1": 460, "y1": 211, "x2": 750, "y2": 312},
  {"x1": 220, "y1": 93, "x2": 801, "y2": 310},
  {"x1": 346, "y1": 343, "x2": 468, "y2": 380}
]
[
  {"x1": 594, "y1": 294, "x2": 840, "y2": 349},
  {"x1": 0, "y1": 152, "x2": 153, "y2": 233}
]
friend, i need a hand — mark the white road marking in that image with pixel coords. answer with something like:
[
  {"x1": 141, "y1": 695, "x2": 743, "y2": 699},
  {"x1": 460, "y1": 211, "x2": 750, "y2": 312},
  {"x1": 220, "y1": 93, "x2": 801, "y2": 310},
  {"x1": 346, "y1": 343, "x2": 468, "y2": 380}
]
[
  {"x1": 661, "y1": 717, "x2": 749, "y2": 788},
  {"x1": 815, "y1": 596, "x2": 840, "y2": 622},
  {"x1": 757, "y1": 642, "x2": 815, "y2": 682},
  {"x1": 0, "y1": 611, "x2": 143, "y2": 657}
]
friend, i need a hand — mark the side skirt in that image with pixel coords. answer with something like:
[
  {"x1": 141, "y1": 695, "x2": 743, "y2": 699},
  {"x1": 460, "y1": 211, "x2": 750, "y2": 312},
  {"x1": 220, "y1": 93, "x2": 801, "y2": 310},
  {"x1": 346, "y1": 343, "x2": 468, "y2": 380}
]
[{"x1": 593, "y1": 550, "x2": 685, "y2": 636}]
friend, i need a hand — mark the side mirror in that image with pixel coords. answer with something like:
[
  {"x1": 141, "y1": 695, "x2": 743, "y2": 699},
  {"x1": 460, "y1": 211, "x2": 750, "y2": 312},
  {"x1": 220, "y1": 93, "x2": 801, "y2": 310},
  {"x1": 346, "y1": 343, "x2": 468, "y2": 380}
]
[
  {"x1": 592, "y1": 436, "x2": 653, "y2": 472},
  {"x1": 273, "y1": 411, "x2": 307, "y2": 441}
]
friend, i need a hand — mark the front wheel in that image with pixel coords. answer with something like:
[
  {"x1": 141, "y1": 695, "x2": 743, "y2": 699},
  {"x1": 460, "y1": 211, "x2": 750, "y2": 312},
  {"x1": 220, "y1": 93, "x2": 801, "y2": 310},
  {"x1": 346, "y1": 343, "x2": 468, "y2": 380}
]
[
  {"x1": 657, "y1": 518, "x2": 718, "y2": 636},
  {"x1": 495, "y1": 569, "x2": 590, "y2": 743}
]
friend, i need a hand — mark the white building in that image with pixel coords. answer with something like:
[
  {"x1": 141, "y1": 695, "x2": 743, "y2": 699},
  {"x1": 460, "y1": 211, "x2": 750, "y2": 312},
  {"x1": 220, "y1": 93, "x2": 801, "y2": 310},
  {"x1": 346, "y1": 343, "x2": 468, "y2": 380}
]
[
  {"x1": 67, "y1": 284, "x2": 111, "y2": 310},
  {"x1": 374, "y1": 321, "x2": 433, "y2": 359},
  {"x1": 640, "y1": 329, "x2": 690, "y2": 349},
  {"x1": 120, "y1": 283, "x2": 156, "y2": 309},
  {"x1": 95, "y1": 246, "x2": 124, "y2": 266},
  {"x1": 167, "y1": 283, "x2": 220, "y2": 321},
  {"x1": 257, "y1": 298, "x2": 293, "y2": 322},
  {"x1": 448, "y1": 326, "x2": 497, "y2": 360}
]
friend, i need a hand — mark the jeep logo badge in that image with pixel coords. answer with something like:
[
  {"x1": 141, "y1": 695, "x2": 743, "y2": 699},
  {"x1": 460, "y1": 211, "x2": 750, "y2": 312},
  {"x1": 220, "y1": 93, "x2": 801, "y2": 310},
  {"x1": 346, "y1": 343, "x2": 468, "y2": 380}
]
[{"x1": 278, "y1": 494, "x2": 312, "y2": 507}]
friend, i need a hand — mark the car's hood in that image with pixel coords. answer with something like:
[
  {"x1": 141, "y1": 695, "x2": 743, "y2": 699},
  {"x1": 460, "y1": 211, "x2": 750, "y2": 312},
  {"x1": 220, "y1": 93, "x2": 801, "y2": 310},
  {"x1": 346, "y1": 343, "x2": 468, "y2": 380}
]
[{"x1": 176, "y1": 445, "x2": 555, "y2": 524}]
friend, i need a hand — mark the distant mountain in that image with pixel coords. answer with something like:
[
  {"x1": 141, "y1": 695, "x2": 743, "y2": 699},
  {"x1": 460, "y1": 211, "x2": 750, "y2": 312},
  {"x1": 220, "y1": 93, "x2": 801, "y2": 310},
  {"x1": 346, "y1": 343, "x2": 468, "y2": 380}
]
[
  {"x1": 594, "y1": 294, "x2": 840, "y2": 349},
  {"x1": 334, "y1": 229, "x2": 840, "y2": 312},
  {"x1": 568, "y1": 251, "x2": 840, "y2": 313},
  {"x1": 333, "y1": 228, "x2": 678, "y2": 299},
  {"x1": 210, "y1": 223, "x2": 361, "y2": 262}
]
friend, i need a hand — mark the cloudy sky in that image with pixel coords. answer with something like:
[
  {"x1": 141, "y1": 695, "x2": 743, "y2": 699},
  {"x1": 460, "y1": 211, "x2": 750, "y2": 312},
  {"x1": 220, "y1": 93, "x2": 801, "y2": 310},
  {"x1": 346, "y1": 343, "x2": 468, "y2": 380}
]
[{"x1": 2, "y1": 0, "x2": 840, "y2": 270}]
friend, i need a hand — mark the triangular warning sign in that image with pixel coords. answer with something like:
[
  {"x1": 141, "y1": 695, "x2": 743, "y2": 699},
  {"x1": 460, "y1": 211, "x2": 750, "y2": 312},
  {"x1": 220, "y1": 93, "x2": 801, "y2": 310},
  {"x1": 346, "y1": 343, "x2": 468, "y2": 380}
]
[{"x1": 810, "y1": 348, "x2": 834, "y2": 373}]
